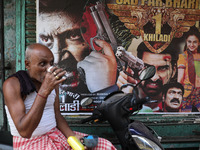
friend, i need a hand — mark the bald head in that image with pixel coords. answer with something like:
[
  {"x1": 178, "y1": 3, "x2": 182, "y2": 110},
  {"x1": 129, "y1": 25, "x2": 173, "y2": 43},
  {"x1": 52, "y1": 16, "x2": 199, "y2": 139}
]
[
  {"x1": 24, "y1": 43, "x2": 55, "y2": 83},
  {"x1": 25, "y1": 43, "x2": 53, "y2": 61}
]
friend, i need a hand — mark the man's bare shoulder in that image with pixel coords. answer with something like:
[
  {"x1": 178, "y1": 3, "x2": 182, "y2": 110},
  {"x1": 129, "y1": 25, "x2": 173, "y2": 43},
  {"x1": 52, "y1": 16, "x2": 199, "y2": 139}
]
[
  {"x1": 3, "y1": 76, "x2": 20, "y2": 94},
  {"x1": 3, "y1": 76, "x2": 23, "y2": 106}
]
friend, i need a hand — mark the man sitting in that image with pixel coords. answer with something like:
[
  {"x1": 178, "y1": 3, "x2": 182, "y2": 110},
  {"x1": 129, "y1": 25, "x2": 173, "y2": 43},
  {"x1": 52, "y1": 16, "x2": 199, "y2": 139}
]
[{"x1": 3, "y1": 42, "x2": 116, "y2": 149}]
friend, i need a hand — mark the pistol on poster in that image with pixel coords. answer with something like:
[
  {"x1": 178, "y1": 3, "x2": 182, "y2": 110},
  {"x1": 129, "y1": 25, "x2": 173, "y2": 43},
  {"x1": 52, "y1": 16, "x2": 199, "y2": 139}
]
[
  {"x1": 89, "y1": 1, "x2": 144, "y2": 74},
  {"x1": 89, "y1": 1, "x2": 118, "y2": 53}
]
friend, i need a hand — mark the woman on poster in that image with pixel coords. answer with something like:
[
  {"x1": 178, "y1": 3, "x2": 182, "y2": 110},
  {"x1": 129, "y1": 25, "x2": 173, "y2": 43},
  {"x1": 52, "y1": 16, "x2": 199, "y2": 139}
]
[{"x1": 177, "y1": 26, "x2": 200, "y2": 112}]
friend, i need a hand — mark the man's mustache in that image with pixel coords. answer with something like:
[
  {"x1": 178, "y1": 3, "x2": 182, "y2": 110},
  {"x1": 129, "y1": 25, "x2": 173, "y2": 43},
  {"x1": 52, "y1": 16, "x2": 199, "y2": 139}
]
[{"x1": 170, "y1": 98, "x2": 180, "y2": 104}]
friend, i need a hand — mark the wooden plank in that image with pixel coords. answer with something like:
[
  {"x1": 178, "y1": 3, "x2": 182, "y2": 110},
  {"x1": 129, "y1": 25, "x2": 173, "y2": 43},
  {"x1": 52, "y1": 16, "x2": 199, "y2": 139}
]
[{"x1": 16, "y1": 0, "x2": 25, "y2": 71}]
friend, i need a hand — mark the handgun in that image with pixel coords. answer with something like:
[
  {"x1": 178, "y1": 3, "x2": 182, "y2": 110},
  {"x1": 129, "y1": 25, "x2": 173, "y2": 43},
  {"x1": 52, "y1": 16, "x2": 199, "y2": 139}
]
[
  {"x1": 89, "y1": 1, "x2": 144, "y2": 72},
  {"x1": 115, "y1": 46, "x2": 144, "y2": 71},
  {"x1": 89, "y1": 1, "x2": 117, "y2": 53},
  {"x1": 78, "y1": 1, "x2": 144, "y2": 81}
]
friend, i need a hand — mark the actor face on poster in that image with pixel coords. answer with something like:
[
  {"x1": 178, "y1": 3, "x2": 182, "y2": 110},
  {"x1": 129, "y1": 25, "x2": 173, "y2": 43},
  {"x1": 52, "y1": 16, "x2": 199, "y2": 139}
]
[
  {"x1": 117, "y1": 42, "x2": 177, "y2": 112},
  {"x1": 37, "y1": 0, "x2": 89, "y2": 91},
  {"x1": 37, "y1": 0, "x2": 117, "y2": 94},
  {"x1": 156, "y1": 82, "x2": 184, "y2": 112}
]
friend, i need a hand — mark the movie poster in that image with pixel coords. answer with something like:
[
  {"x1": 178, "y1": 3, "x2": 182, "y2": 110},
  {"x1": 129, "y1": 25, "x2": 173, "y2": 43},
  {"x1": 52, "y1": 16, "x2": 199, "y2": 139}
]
[{"x1": 37, "y1": 0, "x2": 200, "y2": 114}]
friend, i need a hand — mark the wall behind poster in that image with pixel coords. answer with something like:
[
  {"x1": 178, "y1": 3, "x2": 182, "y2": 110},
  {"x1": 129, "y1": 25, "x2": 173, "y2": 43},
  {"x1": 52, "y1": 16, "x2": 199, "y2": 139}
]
[{"x1": 36, "y1": 0, "x2": 200, "y2": 114}]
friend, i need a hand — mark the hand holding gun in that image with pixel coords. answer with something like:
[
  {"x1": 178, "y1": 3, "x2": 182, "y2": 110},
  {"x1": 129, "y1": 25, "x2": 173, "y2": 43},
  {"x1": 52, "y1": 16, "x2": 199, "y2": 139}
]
[
  {"x1": 89, "y1": 1, "x2": 117, "y2": 53},
  {"x1": 89, "y1": 1, "x2": 144, "y2": 74}
]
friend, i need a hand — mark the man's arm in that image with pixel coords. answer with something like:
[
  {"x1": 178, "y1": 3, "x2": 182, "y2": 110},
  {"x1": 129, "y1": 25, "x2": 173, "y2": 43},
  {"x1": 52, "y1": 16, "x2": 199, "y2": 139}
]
[
  {"x1": 3, "y1": 77, "x2": 47, "y2": 138},
  {"x1": 54, "y1": 86, "x2": 75, "y2": 138},
  {"x1": 3, "y1": 68, "x2": 66, "y2": 138}
]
